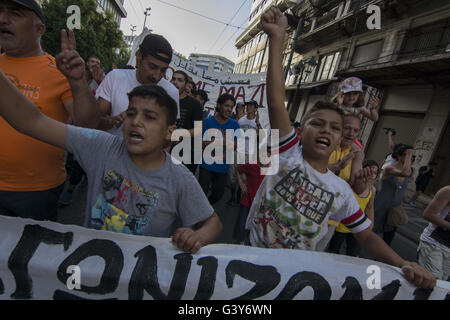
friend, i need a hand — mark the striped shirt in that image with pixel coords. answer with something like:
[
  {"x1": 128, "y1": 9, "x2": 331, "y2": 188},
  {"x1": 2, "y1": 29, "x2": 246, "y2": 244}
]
[{"x1": 247, "y1": 129, "x2": 370, "y2": 251}]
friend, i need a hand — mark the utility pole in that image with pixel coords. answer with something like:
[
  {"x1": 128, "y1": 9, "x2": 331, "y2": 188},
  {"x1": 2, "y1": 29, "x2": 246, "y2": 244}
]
[{"x1": 143, "y1": 7, "x2": 151, "y2": 32}]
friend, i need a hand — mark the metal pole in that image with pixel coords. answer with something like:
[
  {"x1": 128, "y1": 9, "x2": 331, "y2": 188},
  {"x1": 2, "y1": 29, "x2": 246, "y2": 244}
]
[
  {"x1": 284, "y1": 17, "x2": 303, "y2": 80},
  {"x1": 130, "y1": 25, "x2": 136, "y2": 45},
  {"x1": 290, "y1": 68, "x2": 303, "y2": 118},
  {"x1": 143, "y1": 8, "x2": 151, "y2": 32}
]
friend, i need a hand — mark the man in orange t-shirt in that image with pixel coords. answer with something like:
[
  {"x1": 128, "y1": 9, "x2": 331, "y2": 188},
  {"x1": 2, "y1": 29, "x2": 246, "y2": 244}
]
[{"x1": 0, "y1": 0, "x2": 99, "y2": 221}]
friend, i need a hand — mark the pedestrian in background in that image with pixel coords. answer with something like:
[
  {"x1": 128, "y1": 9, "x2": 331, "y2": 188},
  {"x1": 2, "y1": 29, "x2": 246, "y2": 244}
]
[
  {"x1": 373, "y1": 145, "x2": 414, "y2": 245},
  {"x1": 232, "y1": 102, "x2": 245, "y2": 121},
  {"x1": 234, "y1": 161, "x2": 266, "y2": 244},
  {"x1": 417, "y1": 185, "x2": 450, "y2": 281},
  {"x1": 409, "y1": 161, "x2": 437, "y2": 207}
]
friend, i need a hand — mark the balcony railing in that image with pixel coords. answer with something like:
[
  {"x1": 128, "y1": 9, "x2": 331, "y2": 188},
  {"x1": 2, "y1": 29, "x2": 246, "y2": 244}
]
[{"x1": 399, "y1": 18, "x2": 450, "y2": 59}]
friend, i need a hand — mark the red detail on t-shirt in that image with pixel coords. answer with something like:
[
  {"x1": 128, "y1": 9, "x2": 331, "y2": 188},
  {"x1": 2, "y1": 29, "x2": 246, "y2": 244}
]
[{"x1": 238, "y1": 164, "x2": 265, "y2": 208}]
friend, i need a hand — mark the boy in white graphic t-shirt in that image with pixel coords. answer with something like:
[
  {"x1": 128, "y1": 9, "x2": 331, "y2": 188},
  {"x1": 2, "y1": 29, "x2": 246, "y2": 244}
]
[{"x1": 248, "y1": 6, "x2": 435, "y2": 289}]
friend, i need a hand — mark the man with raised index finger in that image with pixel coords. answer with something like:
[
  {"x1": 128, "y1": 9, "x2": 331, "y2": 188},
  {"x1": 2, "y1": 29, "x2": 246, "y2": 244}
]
[{"x1": 0, "y1": 0, "x2": 99, "y2": 221}]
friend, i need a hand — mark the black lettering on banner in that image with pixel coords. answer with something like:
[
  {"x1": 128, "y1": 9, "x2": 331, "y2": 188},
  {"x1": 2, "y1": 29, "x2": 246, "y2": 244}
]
[
  {"x1": 194, "y1": 256, "x2": 218, "y2": 300},
  {"x1": 0, "y1": 277, "x2": 4, "y2": 295},
  {"x1": 370, "y1": 280, "x2": 400, "y2": 300},
  {"x1": 57, "y1": 239, "x2": 124, "y2": 295},
  {"x1": 339, "y1": 276, "x2": 363, "y2": 300},
  {"x1": 413, "y1": 287, "x2": 432, "y2": 300},
  {"x1": 275, "y1": 271, "x2": 331, "y2": 300},
  {"x1": 225, "y1": 260, "x2": 281, "y2": 300},
  {"x1": 8, "y1": 225, "x2": 73, "y2": 299},
  {"x1": 129, "y1": 245, "x2": 192, "y2": 300},
  {"x1": 53, "y1": 290, "x2": 118, "y2": 300}
]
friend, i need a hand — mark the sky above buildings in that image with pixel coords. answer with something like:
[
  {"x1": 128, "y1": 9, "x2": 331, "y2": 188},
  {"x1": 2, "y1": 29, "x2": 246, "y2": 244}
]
[{"x1": 119, "y1": 0, "x2": 253, "y2": 63}]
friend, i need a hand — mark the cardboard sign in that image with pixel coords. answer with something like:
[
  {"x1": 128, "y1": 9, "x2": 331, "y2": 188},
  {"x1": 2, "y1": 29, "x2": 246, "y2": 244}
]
[{"x1": 168, "y1": 56, "x2": 270, "y2": 129}]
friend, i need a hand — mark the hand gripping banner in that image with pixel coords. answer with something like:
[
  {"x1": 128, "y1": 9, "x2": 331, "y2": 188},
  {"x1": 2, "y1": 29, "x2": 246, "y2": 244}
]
[{"x1": 0, "y1": 216, "x2": 448, "y2": 300}]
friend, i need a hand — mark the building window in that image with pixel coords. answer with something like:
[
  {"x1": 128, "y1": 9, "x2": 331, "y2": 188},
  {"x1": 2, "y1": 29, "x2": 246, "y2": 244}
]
[
  {"x1": 400, "y1": 18, "x2": 450, "y2": 58},
  {"x1": 316, "y1": 52, "x2": 341, "y2": 81},
  {"x1": 351, "y1": 40, "x2": 383, "y2": 67}
]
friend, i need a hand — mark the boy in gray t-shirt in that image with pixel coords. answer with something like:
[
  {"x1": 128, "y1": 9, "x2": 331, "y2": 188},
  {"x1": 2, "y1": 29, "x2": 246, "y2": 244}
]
[
  {"x1": 67, "y1": 126, "x2": 214, "y2": 238},
  {"x1": 0, "y1": 69, "x2": 222, "y2": 254}
]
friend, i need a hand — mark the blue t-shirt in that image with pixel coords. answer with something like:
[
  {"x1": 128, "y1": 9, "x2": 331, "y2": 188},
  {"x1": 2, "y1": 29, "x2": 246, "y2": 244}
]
[{"x1": 201, "y1": 116, "x2": 240, "y2": 173}]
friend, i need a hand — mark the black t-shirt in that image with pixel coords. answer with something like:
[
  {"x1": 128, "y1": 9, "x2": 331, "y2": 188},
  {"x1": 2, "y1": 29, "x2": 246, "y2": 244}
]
[
  {"x1": 176, "y1": 96, "x2": 203, "y2": 130},
  {"x1": 175, "y1": 96, "x2": 203, "y2": 164}
]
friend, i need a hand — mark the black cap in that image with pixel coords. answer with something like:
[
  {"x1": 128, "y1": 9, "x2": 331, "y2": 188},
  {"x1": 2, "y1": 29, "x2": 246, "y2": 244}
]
[
  {"x1": 11, "y1": 0, "x2": 45, "y2": 24},
  {"x1": 245, "y1": 100, "x2": 258, "y2": 107},
  {"x1": 139, "y1": 34, "x2": 173, "y2": 64}
]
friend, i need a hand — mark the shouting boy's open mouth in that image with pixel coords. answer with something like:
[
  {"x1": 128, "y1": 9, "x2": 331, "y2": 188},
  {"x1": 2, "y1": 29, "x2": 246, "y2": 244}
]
[
  {"x1": 315, "y1": 137, "x2": 330, "y2": 149},
  {"x1": 128, "y1": 131, "x2": 145, "y2": 144}
]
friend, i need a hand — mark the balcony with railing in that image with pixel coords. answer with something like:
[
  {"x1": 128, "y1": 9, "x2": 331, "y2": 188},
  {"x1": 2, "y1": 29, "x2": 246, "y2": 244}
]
[
  {"x1": 294, "y1": 0, "x2": 428, "y2": 54},
  {"x1": 294, "y1": 0, "x2": 383, "y2": 54},
  {"x1": 336, "y1": 17, "x2": 450, "y2": 86},
  {"x1": 399, "y1": 18, "x2": 450, "y2": 59}
]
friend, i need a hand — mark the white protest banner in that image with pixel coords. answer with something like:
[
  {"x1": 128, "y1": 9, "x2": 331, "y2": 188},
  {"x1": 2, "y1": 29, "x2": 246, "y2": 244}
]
[
  {"x1": 167, "y1": 56, "x2": 270, "y2": 129},
  {"x1": 0, "y1": 215, "x2": 448, "y2": 300}
]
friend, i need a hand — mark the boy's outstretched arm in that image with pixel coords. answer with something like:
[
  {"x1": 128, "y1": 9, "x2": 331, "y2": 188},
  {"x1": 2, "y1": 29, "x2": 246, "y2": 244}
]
[
  {"x1": 0, "y1": 71, "x2": 67, "y2": 150},
  {"x1": 261, "y1": 6, "x2": 292, "y2": 138},
  {"x1": 172, "y1": 213, "x2": 223, "y2": 254},
  {"x1": 354, "y1": 228, "x2": 436, "y2": 289}
]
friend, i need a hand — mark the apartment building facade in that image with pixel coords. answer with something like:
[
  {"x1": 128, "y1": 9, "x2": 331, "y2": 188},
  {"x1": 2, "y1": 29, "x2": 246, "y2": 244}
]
[
  {"x1": 234, "y1": 0, "x2": 301, "y2": 74},
  {"x1": 286, "y1": 0, "x2": 450, "y2": 198},
  {"x1": 188, "y1": 53, "x2": 235, "y2": 73}
]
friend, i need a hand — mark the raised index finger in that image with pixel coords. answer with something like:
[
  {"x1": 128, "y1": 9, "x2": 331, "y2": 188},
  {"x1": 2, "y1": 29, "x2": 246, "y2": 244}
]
[{"x1": 60, "y1": 29, "x2": 69, "y2": 51}]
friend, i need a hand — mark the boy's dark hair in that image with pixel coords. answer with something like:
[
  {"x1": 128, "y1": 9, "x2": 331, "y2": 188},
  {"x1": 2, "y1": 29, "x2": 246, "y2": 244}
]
[
  {"x1": 173, "y1": 70, "x2": 189, "y2": 83},
  {"x1": 188, "y1": 78, "x2": 197, "y2": 91},
  {"x1": 293, "y1": 121, "x2": 301, "y2": 128},
  {"x1": 193, "y1": 89, "x2": 208, "y2": 103},
  {"x1": 392, "y1": 144, "x2": 413, "y2": 159},
  {"x1": 363, "y1": 159, "x2": 379, "y2": 170},
  {"x1": 300, "y1": 101, "x2": 345, "y2": 127},
  {"x1": 217, "y1": 93, "x2": 236, "y2": 109},
  {"x1": 127, "y1": 85, "x2": 177, "y2": 125}
]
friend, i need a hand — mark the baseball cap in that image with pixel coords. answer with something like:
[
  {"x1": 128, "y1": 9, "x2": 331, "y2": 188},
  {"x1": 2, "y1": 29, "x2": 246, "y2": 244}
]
[
  {"x1": 11, "y1": 0, "x2": 45, "y2": 24},
  {"x1": 341, "y1": 77, "x2": 363, "y2": 94},
  {"x1": 245, "y1": 100, "x2": 259, "y2": 107},
  {"x1": 139, "y1": 34, "x2": 173, "y2": 64}
]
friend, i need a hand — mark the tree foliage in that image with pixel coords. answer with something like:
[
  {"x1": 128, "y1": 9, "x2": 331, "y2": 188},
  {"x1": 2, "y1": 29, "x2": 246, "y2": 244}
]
[{"x1": 41, "y1": 0, "x2": 129, "y2": 71}]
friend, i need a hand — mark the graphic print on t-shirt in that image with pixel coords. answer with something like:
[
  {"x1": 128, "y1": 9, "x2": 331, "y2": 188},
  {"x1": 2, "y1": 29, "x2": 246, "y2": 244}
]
[
  {"x1": 253, "y1": 166, "x2": 336, "y2": 249},
  {"x1": 274, "y1": 167, "x2": 334, "y2": 225},
  {"x1": 90, "y1": 170, "x2": 159, "y2": 235}
]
